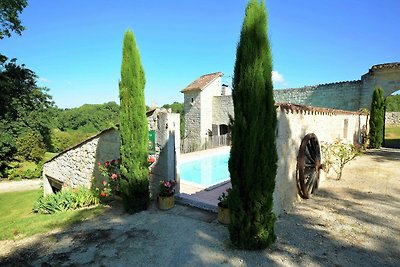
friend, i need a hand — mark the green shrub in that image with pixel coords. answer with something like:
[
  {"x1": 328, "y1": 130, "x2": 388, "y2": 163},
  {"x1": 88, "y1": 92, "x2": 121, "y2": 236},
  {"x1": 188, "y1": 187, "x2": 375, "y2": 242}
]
[
  {"x1": 51, "y1": 129, "x2": 94, "y2": 152},
  {"x1": 33, "y1": 187, "x2": 99, "y2": 214},
  {"x1": 322, "y1": 141, "x2": 360, "y2": 180},
  {"x1": 369, "y1": 87, "x2": 385, "y2": 148},
  {"x1": 16, "y1": 130, "x2": 46, "y2": 162},
  {"x1": 5, "y1": 160, "x2": 44, "y2": 180}
]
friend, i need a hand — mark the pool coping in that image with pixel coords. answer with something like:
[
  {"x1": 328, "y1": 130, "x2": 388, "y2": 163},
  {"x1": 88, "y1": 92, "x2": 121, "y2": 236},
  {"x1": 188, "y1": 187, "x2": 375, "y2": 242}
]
[{"x1": 178, "y1": 146, "x2": 232, "y2": 213}]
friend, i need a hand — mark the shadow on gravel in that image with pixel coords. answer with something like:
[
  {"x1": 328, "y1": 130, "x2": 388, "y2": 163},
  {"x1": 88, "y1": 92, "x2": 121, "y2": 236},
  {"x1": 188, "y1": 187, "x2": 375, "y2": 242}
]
[
  {"x1": 366, "y1": 148, "x2": 400, "y2": 162},
  {"x1": 1, "y1": 150, "x2": 400, "y2": 266}
]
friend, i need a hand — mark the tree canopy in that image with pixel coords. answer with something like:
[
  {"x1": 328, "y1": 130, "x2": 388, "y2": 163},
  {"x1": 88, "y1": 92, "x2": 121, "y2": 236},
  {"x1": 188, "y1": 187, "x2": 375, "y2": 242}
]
[
  {"x1": 0, "y1": 56, "x2": 54, "y2": 173},
  {"x1": 0, "y1": 0, "x2": 27, "y2": 39},
  {"x1": 386, "y1": 94, "x2": 400, "y2": 112}
]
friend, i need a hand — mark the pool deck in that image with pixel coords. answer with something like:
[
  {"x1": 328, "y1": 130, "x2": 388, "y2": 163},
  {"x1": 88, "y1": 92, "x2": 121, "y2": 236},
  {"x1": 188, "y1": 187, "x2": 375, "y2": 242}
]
[{"x1": 177, "y1": 146, "x2": 231, "y2": 212}]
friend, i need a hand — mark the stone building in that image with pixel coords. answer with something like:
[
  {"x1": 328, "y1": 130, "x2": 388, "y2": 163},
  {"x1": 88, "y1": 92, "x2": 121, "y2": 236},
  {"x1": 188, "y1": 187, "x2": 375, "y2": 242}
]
[
  {"x1": 42, "y1": 108, "x2": 180, "y2": 198},
  {"x1": 181, "y1": 62, "x2": 399, "y2": 148}
]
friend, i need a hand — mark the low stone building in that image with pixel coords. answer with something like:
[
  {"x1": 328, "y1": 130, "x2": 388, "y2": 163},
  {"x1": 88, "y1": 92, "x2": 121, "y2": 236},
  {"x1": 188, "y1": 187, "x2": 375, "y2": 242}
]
[{"x1": 42, "y1": 108, "x2": 180, "y2": 198}]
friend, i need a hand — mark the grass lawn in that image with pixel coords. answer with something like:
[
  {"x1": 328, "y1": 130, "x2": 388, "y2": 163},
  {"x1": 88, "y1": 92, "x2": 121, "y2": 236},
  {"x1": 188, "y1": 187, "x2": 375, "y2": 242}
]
[
  {"x1": 0, "y1": 190, "x2": 105, "y2": 241},
  {"x1": 384, "y1": 125, "x2": 400, "y2": 148}
]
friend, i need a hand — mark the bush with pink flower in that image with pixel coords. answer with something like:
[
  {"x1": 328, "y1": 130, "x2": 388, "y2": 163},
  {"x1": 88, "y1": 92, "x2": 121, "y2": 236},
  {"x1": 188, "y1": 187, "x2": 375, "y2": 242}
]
[
  {"x1": 97, "y1": 158, "x2": 121, "y2": 200},
  {"x1": 159, "y1": 179, "x2": 176, "y2": 197}
]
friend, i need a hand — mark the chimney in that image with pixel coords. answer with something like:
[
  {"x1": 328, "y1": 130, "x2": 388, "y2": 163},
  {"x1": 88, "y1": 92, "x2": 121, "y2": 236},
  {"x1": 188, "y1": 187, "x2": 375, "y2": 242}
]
[{"x1": 221, "y1": 84, "x2": 228, "y2": 95}]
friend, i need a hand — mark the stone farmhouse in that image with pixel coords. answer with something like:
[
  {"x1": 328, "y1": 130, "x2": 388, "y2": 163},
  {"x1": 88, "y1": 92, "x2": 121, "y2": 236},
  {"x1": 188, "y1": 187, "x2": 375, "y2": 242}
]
[{"x1": 181, "y1": 62, "x2": 400, "y2": 147}]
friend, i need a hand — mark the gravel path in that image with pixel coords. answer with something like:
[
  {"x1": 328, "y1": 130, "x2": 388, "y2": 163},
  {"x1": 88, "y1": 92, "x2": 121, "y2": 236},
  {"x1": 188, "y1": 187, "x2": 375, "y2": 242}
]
[
  {"x1": 0, "y1": 149, "x2": 399, "y2": 266},
  {"x1": 0, "y1": 179, "x2": 41, "y2": 193}
]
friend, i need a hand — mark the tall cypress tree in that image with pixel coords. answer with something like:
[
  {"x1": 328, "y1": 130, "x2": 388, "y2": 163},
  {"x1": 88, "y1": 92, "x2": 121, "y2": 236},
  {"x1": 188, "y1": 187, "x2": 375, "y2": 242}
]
[
  {"x1": 119, "y1": 29, "x2": 149, "y2": 213},
  {"x1": 228, "y1": 0, "x2": 277, "y2": 249},
  {"x1": 369, "y1": 87, "x2": 385, "y2": 148}
]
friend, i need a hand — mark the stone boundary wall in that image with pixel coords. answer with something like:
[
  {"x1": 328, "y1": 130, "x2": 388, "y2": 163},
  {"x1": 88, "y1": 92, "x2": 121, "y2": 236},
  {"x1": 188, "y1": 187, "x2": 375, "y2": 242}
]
[
  {"x1": 43, "y1": 128, "x2": 120, "y2": 195},
  {"x1": 385, "y1": 112, "x2": 400, "y2": 125},
  {"x1": 274, "y1": 103, "x2": 368, "y2": 215},
  {"x1": 273, "y1": 81, "x2": 362, "y2": 111},
  {"x1": 43, "y1": 110, "x2": 180, "y2": 198}
]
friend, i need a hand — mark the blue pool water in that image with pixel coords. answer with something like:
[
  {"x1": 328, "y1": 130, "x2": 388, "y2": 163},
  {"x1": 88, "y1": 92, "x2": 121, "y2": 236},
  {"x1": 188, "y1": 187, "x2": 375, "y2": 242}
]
[{"x1": 180, "y1": 153, "x2": 230, "y2": 187}]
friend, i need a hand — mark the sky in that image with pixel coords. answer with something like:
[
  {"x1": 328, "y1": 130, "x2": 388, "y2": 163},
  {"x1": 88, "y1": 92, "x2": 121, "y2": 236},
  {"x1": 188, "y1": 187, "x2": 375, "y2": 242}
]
[{"x1": 1, "y1": 0, "x2": 399, "y2": 108}]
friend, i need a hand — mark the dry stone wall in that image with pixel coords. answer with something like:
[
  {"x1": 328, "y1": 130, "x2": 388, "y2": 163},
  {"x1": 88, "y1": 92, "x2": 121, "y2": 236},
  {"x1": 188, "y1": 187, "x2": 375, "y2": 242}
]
[
  {"x1": 43, "y1": 128, "x2": 120, "y2": 195},
  {"x1": 386, "y1": 112, "x2": 400, "y2": 125}
]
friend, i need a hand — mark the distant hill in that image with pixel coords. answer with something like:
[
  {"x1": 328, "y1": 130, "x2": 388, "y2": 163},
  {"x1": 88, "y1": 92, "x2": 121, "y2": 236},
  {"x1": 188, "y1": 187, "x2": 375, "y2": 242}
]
[{"x1": 55, "y1": 102, "x2": 119, "y2": 133}]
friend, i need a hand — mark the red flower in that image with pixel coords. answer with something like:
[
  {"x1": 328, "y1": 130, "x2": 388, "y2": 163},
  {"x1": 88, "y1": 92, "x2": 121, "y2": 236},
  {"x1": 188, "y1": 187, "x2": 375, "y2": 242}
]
[
  {"x1": 111, "y1": 173, "x2": 118, "y2": 180},
  {"x1": 102, "y1": 180, "x2": 107, "y2": 186},
  {"x1": 97, "y1": 162, "x2": 101, "y2": 166},
  {"x1": 104, "y1": 161, "x2": 109, "y2": 166},
  {"x1": 111, "y1": 159, "x2": 116, "y2": 164},
  {"x1": 100, "y1": 192, "x2": 107, "y2": 197}
]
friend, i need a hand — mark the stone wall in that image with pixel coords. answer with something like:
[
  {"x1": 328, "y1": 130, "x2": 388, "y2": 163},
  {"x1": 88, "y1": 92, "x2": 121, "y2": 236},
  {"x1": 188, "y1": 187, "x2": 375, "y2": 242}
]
[
  {"x1": 273, "y1": 104, "x2": 368, "y2": 215},
  {"x1": 212, "y1": 95, "x2": 234, "y2": 126},
  {"x1": 183, "y1": 91, "x2": 201, "y2": 147},
  {"x1": 386, "y1": 112, "x2": 400, "y2": 125},
  {"x1": 274, "y1": 81, "x2": 362, "y2": 111},
  {"x1": 43, "y1": 110, "x2": 180, "y2": 199},
  {"x1": 43, "y1": 128, "x2": 120, "y2": 195},
  {"x1": 360, "y1": 63, "x2": 400, "y2": 108}
]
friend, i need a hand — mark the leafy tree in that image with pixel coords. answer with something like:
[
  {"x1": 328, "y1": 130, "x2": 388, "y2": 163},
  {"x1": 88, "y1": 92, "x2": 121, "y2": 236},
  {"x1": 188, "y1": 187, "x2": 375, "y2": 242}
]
[
  {"x1": 162, "y1": 102, "x2": 184, "y2": 139},
  {"x1": 119, "y1": 29, "x2": 149, "y2": 213},
  {"x1": 56, "y1": 102, "x2": 119, "y2": 133},
  {"x1": 386, "y1": 94, "x2": 400, "y2": 112},
  {"x1": 228, "y1": 0, "x2": 277, "y2": 249},
  {"x1": 0, "y1": 0, "x2": 27, "y2": 39},
  {"x1": 0, "y1": 56, "x2": 54, "y2": 175},
  {"x1": 16, "y1": 130, "x2": 46, "y2": 162},
  {"x1": 369, "y1": 87, "x2": 385, "y2": 148}
]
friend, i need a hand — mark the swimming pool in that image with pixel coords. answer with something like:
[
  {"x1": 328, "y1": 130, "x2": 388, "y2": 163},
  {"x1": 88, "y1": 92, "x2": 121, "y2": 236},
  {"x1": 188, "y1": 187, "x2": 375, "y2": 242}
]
[{"x1": 180, "y1": 152, "x2": 230, "y2": 187}]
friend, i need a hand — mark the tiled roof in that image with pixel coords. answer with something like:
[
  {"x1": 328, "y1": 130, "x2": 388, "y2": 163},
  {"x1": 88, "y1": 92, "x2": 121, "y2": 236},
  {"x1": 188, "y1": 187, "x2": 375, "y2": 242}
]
[{"x1": 181, "y1": 72, "x2": 223, "y2": 93}]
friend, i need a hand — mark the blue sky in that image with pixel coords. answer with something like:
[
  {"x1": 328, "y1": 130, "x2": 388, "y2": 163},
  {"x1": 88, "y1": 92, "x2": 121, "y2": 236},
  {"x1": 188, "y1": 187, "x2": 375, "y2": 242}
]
[{"x1": 1, "y1": 0, "x2": 399, "y2": 108}]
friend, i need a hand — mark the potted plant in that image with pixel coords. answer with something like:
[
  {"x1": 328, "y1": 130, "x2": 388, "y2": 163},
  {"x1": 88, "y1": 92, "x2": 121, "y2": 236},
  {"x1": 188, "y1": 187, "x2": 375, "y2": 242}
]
[
  {"x1": 158, "y1": 179, "x2": 176, "y2": 210},
  {"x1": 217, "y1": 188, "x2": 231, "y2": 224}
]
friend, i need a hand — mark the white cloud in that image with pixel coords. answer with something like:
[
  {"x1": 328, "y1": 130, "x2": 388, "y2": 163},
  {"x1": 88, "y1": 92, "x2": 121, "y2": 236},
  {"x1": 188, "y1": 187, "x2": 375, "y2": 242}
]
[
  {"x1": 39, "y1": 77, "x2": 50, "y2": 83},
  {"x1": 272, "y1": 70, "x2": 285, "y2": 85}
]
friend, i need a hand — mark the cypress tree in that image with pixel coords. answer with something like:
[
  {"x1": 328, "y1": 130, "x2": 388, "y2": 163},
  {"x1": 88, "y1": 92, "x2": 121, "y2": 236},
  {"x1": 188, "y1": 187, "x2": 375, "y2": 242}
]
[
  {"x1": 369, "y1": 87, "x2": 385, "y2": 148},
  {"x1": 119, "y1": 29, "x2": 149, "y2": 213},
  {"x1": 228, "y1": 0, "x2": 277, "y2": 249}
]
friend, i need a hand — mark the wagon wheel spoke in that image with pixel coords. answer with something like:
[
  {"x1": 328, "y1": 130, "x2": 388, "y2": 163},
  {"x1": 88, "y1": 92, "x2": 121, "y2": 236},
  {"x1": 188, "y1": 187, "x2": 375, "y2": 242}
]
[{"x1": 296, "y1": 133, "x2": 322, "y2": 199}]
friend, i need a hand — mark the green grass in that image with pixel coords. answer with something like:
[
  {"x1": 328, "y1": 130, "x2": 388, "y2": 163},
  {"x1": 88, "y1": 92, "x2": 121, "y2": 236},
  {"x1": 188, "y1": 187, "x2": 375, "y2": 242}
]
[
  {"x1": 384, "y1": 125, "x2": 400, "y2": 148},
  {"x1": 43, "y1": 152, "x2": 59, "y2": 162},
  {"x1": 385, "y1": 125, "x2": 400, "y2": 139},
  {"x1": 0, "y1": 190, "x2": 105, "y2": 240}
]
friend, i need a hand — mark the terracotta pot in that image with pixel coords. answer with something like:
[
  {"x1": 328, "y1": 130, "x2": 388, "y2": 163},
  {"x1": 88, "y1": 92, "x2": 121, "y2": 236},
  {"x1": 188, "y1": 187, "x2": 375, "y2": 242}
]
[
  {"x1": 217, "y1": 205, "x2": 230, "y2": 224},
  {"x1": 158, "y1": 195, "x2": 174, "y2": 210}
]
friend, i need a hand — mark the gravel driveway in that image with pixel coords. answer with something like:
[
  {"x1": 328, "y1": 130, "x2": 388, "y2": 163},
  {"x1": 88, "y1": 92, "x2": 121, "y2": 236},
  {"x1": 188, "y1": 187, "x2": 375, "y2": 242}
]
[{"x1": 0, "y1": 149, "x2": 399, "y2": 266}]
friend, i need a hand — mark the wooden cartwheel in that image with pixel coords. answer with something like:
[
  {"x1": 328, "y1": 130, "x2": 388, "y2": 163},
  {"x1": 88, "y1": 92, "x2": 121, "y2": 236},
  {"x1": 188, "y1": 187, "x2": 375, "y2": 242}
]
[{"x1": 296, "y1": 133, "x2": 323, "y2": 199}]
